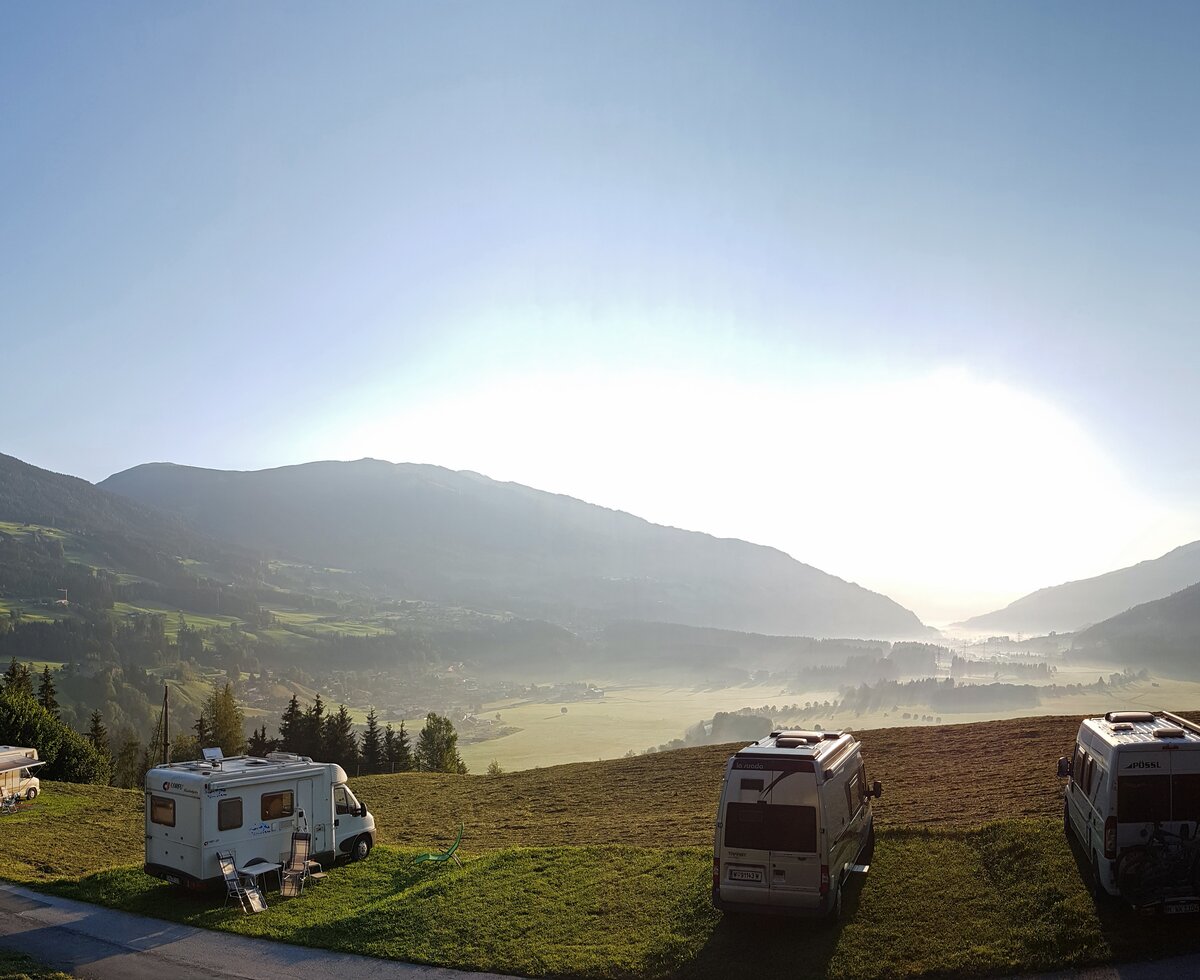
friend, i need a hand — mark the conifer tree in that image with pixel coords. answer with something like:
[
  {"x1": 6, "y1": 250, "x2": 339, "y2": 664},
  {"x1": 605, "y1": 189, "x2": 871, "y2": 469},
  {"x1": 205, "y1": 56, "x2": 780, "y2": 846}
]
[
  {"x1": 37, "y1": 666, "x2": 58, "y2": 717},
  {"x1": 321, "y1": 704, "x2": 358, "y2": 771},
  {"x1": 86, "y1": 710, "x2": 109, "y2": 758},
  {"x1": 193, "y1": 710, "x2": 212, "y2": 748},
  {"x1": 205, "y1": 682, "x2": 246, "y2": 756},
  {"x1": 415, "y1": 712, "x2": 466, "y2": 773},
  {"x1": 278, "y1": 694, "x2": 302, "y2": 752},
  {"x1": 361, "y1": 708, "x2": 383, "y2": 774}
]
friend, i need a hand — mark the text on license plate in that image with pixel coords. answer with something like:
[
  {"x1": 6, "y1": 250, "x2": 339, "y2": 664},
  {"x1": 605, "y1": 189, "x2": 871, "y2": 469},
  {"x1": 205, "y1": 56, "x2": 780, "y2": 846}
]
[
  {"x1": 729, "y1": 868, "x2": 764, "y2": 883},
  {"x1": 1165, "y1": 901, "x2": 1199, "y2": 915}
]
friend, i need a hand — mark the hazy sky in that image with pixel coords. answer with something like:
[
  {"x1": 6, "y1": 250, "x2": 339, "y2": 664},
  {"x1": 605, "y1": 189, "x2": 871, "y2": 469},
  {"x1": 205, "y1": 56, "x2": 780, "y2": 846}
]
[{"x1": 4, "y1": 2, "x2": 1199, "y2": 624}]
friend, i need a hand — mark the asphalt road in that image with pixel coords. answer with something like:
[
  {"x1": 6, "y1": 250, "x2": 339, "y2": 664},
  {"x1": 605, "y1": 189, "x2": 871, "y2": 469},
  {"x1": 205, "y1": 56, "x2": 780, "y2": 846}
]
[{"x1": 0, "y1": 884, "x2": 513, "y2": 980}]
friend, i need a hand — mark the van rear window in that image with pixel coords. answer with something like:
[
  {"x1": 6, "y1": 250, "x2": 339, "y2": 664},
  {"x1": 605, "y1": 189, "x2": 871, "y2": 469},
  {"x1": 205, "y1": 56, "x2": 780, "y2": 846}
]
[
  {"x1": 1118, "y1": 775, "x2": 1170, "y2": 822},
  {"x1": 150, "y1": 795, "x2": 176, "y2": 827},
  {"x1": 724, "y1": 803, "x2": 817, "y2": 853},
  {"x1": 1174, "y1": 775, "x2": 1200, "y2": 821}
]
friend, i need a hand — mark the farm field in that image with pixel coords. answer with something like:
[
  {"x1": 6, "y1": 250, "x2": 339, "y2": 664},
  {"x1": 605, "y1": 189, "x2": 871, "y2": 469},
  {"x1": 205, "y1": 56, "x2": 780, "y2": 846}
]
[
  {"x1": 454, "y1": 675, "x2": 1200, "y2": 773},
  {"x1": 458, "y1": 682, "x2": 809, "y2": 772},
  {"x1": 7, "y1": 715, "x2": 1200, "y2": 977}
]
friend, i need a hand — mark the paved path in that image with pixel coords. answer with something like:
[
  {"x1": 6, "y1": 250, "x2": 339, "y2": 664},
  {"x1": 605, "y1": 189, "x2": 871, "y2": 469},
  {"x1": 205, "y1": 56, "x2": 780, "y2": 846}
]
[{"x1": 0, "y1": 884, "x2": 513, "y2": 980}]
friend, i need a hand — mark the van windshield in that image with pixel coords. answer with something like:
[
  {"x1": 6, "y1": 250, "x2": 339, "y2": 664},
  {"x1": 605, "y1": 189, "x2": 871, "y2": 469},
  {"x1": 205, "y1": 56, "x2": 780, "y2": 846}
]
[{"x1": 724, "y1": 803, "x2": 817, "y2": 853}]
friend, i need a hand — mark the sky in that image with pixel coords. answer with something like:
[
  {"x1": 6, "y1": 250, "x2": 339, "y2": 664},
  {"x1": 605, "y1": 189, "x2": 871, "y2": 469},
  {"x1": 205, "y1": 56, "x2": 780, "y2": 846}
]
[{"x1": 2, "y1": 2, "x2": 1199, "y2": 624}]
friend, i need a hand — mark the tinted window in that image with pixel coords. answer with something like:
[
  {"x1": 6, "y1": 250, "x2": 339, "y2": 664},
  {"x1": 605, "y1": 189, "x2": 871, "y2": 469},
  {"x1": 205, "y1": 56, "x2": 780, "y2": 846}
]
[
  {"x1": 1174, "y1": 775, "x2": 1200, "y2": 821},
  {"x1": 150, "y1": 795, "x2": 175, "y2": 827},
  {"x1": 218, "y1": 797, "x2": 243, "y2": 831},
  {"x1": 739, "y1": 778, "x2": 764, "y2": 793},
  {"x1": 261, "y1": 790, "x2": 294, "y2": 821},
  {"x1": 1118, "y1": 775, "x2": 1170, "y2": 822},
  {"x1": 724, "y1": 803, "x2": 817, "y2": 853}
]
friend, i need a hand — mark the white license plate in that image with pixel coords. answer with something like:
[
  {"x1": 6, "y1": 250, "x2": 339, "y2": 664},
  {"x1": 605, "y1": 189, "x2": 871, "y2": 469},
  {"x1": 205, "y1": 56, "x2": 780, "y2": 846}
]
[
  {"x1": 729, "y1": 868, "x2": 764, "y2": 883},
  {"x1": 1165, "y1": 901, "x2": 1199, "y2": 915}
]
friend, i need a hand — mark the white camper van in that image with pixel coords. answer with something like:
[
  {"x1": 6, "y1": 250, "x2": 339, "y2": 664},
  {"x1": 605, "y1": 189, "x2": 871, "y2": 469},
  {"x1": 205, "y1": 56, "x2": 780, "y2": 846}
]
[
  {"x1": 712, "y1": 730, "x2": 882, "y2": 918},
  {"x1": 144, "y1": 751, "x2": 376, "y2": 888},
  {"x1": 0, "y1": 746, "x2": 43, "y2": 800},
  {"x1": 1059, "y1": 710, "x2": 1200, "y2": 912}
]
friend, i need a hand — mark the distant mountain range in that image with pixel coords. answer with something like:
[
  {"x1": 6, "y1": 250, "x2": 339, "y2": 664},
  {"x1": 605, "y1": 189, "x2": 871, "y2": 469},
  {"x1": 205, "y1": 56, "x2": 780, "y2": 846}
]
[
  {"x1": 99, "y1": 458, "x2": 931, "y2": 639},
  {"x1": 1071, "y1": 582, "x2": 1200, "y2": 675},
  {"x1": 957, "y1": 541, "x2": 1200, "y2": 635}
]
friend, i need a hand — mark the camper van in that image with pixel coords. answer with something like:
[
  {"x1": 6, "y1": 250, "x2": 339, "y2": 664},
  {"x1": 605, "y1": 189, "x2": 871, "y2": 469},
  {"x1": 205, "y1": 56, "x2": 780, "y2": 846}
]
[
  {"x1": 0, "y1": 746, "x2": 43, "y2": 800},
  {"x1": 144, "y1": 751, "x2": 376, "y2": 888},
  {"x1": 712, "y1": 729, "x2": 881, "y2": 918},
  {"x1": 1058, "y1": 710, "x2": 1200, "y2": 911}
]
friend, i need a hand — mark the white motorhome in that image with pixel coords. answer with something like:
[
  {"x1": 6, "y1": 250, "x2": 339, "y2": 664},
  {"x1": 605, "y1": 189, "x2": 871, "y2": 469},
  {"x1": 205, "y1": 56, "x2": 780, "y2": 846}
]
[
  {"x1": 144, "y1": 751, "x2": 376, "y2": 888},
  {"x1": 712, "y1": 729, "x2": 881, "y2": 918},
  {"x1": 1058, "y1": 710, "x2": 1200, "y2": 912},
  {"x1": 0, "y1": 746, "x2": 43, "y2": 800}
]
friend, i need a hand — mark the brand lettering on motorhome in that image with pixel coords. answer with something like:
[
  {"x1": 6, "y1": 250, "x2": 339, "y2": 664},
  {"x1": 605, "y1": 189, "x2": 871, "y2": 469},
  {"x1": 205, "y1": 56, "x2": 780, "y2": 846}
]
[{"x1": 1124, "y1": 760, "x2": 1163, "y2": 769}]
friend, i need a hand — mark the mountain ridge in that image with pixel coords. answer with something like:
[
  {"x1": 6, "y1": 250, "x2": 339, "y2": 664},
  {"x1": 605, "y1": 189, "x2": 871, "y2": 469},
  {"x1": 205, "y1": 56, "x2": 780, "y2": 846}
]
[{"x1": 100, "y1": 457, "x2": 932, "y2": 639}]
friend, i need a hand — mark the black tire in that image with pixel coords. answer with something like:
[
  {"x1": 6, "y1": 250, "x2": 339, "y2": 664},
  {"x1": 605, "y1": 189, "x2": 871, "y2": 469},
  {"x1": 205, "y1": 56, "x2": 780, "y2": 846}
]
[
  {"x1": 1093, "y1": 853, "x2": 1116, "y2": 902},
  {"x1": 351, "y1": 835, "x2": 372, "y2": 862},
  {"x1": 25, "y1": 787, "x2": 37, "y2": 801},
  {"x1": 1117, "y1": 847, "x2": 1151, "y2": 902}
]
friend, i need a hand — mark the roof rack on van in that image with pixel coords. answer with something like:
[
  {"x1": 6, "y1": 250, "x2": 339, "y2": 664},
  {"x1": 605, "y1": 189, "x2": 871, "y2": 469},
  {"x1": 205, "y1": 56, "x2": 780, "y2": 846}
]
[{"x1": 1161, "y1": 711, "x2": 1200, "y2": 738}]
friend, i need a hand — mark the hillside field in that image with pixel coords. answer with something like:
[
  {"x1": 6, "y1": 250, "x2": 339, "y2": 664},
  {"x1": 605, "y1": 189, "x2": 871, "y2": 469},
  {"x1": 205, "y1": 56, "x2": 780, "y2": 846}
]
[{"x1": 5, "y1": 714, "x2": 1200, "y2": 978}]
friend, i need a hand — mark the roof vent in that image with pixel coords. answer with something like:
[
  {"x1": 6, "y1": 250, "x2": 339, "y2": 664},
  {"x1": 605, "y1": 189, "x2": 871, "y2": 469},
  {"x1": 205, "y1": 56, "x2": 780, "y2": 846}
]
[
  {"x1": 1105, "y1": 711, "x2": 1155, "y2": 723},
  {"x1": 1155, "y1": 727, "x2": 1187, "y2": 739},
  {"x1": 1110, "y1": 723, "x2": 1134, "y2": 732}
]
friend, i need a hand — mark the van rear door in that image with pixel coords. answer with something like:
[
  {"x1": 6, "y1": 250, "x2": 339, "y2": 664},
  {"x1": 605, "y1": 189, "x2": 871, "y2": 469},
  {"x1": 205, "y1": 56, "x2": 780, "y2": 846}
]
[{"x1": 719, "y1": 758, "x2": 821, "y2": 909}]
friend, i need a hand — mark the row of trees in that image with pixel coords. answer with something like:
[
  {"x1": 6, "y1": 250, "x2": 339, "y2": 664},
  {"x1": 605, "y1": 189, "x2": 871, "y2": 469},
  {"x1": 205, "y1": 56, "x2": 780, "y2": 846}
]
[{"x1": 255, "y1": 695, "x2": 466, "y2": 774}]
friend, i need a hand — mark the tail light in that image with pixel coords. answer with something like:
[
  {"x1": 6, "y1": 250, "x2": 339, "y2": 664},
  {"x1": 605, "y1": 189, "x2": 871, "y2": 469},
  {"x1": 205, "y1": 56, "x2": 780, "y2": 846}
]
[
  {"x1": 820, "y1": 864, "x2": 830, "y2": 896},
  {"x1": 1104, "y1": 816, "x2": 1117, "y2": 859}
]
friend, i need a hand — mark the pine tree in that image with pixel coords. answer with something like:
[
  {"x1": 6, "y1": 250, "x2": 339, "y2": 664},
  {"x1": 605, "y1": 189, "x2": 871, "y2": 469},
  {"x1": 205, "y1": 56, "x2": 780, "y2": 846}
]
[
  {"x1": 383, "y1": 724, "x2": 397, "y2": 772},
  {"x1": 415, "y1": 712, "x2": 466, "y2": 773},
  {"x1": 3, "y1": 658, "x2": 32, "y2": 698},
  {"x1": 247, "y1": 724, "x2": 277, "y2": 756},
  {"x1": 278, "y1": 694, "x2": 302, "y2": 752},
  {"x1": 205, "y1": 682, "x2": 246, "y2": 756},
  {"x1": 37, "y1": 665, "x2": 59, "y2": 717},
  {"x1": 86, "y1": 710, "x2": 109, "y2": 758},
  {"x1": 302, "y1": 694, "x2": 326, "y2": 759},
  {"x1": 396, "y1": 719, "x2": 413, "y2": 771},
  {"x1": 321, "y1": 704, "x2": 358, "y2": 771},
  {"x1": 361, "y1": 708, "x2": 382, "y2": 774},
  {"x1": 193, "y1": 710, "x2": 212, "y2": 748}
]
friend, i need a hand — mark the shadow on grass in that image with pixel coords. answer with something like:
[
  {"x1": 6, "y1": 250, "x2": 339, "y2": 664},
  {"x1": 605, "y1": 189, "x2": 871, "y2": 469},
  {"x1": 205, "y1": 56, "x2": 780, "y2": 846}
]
[
  {"x1": 672, "y1": 873, "x2": 865, "y2": 980},
  {"x1": 1064, "y1": 824, "x2": 1200, "y2": 964}
]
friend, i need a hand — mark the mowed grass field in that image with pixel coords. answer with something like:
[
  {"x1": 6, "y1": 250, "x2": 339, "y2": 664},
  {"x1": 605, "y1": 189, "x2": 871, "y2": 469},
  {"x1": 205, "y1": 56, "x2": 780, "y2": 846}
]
[{"x1": 6, "y1": 715, "x2": 1200, "y2": 978}]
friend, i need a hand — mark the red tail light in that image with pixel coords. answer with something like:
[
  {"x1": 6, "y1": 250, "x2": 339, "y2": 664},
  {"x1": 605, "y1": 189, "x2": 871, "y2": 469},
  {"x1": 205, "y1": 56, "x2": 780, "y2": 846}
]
[
  {"x1": 1104, "y1": 817, "x2": 1117, "y2": 859},
  {"x1": 820, "y1": 865, "x2": 830, "y2": 896},
  {"x1": 712, "y1": 857, "x2": 720, "y2": 889}
]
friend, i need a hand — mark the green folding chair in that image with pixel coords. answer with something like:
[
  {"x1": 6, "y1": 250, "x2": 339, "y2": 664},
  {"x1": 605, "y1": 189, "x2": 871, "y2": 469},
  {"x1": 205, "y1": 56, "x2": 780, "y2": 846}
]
[{"x1": 413, "y1": 823, "x2": 464, "y2": 867}]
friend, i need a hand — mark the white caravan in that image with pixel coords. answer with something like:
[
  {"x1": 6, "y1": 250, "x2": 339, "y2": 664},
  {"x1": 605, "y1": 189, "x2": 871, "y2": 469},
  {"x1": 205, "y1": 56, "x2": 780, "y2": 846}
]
[
  {"x1": 1059, "y1": 710, "x2": 1200, "y2": 912},
  {"x1": 144, "y1": 752, "x2": 376, "y2": 887},
  {"x1": 0, "y1": 746, "x2": 43, "y2": 800},
  {"x1": 712, "y1": 730, "x2": 882, "y2": 917}
]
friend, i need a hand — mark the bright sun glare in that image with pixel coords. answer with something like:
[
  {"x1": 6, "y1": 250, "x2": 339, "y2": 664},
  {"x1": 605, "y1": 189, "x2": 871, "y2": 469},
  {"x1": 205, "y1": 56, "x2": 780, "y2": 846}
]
[{"x1": 310, "y1": 367, "x2": 1192, "y2": 625}]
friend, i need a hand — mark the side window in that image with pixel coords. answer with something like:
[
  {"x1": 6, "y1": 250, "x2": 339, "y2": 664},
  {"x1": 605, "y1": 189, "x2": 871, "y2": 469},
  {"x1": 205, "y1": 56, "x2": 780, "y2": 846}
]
[
  {"x1": 261, "y1": 790, "x2": 294, "y2": 821},
  {"x1": 218, "y1": 797, "x2": 243, "y2": 831},
  {"x1": 150, "y1": 795, "x2": 176, "y2": 827},
  {"x1": 1072, "y1": 746, "x2": 1083, "y2": 783},
  {"x1": 1083, "y1": 755, "x2": 1094, "y2": 795}
]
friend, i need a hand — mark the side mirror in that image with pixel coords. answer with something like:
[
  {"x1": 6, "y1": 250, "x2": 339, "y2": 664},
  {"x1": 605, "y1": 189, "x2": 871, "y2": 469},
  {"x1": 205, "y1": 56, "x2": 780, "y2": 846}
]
[
  {"x1": 359, "y1": 802, "x2": 368, "y2": 819},
  {"x1": 872, "y1": 780, "x2": 883, "y2": 799},
  {"x1": 1057, "y1": 757, "x2": 1072, "y2": 779}
]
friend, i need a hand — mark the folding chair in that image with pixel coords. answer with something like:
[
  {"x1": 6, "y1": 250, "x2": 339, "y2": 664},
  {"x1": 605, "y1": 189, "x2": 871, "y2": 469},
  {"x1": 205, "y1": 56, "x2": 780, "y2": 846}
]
[
  {"x1": 413, "y1": 823, "x2": 464, "y2": 867},
  {"x1": 218, "y1": 851, "x2": 267, "y2": 913},
  {"x1": 281, "y1": 832, "x2": 314, "y2": 897}
]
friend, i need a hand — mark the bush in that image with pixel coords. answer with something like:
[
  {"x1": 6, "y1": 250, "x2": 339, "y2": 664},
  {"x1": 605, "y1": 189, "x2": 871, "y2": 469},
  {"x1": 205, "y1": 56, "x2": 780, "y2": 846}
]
[{"x1": 0, "y1": 689, "x2": 111, "y2": 784}]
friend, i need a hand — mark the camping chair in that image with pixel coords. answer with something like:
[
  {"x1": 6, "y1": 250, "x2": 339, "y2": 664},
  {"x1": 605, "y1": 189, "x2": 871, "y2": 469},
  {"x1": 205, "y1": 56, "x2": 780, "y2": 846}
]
[
  {"x1": 281, "y1": 832, "x2": 320, "y2": 897},
  {"x1": 218, "y1": 851, "x2": 267, "y2": 913},
  {"x1": 413, "y1": 823, "x2": 464, "y2": 867}
]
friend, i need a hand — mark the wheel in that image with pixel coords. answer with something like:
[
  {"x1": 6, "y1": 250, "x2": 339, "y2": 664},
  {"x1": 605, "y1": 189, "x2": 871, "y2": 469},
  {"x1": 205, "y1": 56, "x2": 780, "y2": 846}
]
[
  {"x1": 862, "y1": 822, "x2": 876, "y2": 863},
  {"x1": 25, "y1": 787, "x2": 37, "y2": 801},
  {"x1": 1116, "y1": 847, "x2": 1150, "y2": 897},
  {"x1": 351, "y1": 835, "x2": 372, "y2": 862},
  {"x1": 826, "y1": 876, "x2": 843, "y2": 923}
]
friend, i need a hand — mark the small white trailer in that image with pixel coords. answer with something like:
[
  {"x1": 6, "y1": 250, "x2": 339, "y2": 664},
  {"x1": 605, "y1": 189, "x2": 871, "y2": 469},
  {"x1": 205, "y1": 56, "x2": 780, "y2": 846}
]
[
  {"x1": 0, "y1": 746, "x2": 44, "y2": 800},
  {"x1": 144, "y1": 751, "x2": 376, "y2": 888}
]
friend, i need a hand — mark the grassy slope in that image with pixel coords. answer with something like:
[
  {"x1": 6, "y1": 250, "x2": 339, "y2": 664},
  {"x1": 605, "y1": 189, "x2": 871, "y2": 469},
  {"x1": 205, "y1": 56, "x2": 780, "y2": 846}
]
[
  {"x1": 6, "y1": 715, "x2": 1200, "y2": 979},
  {"x1": 0, "y1": 950, "x2": 71, "y2": 980}
]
